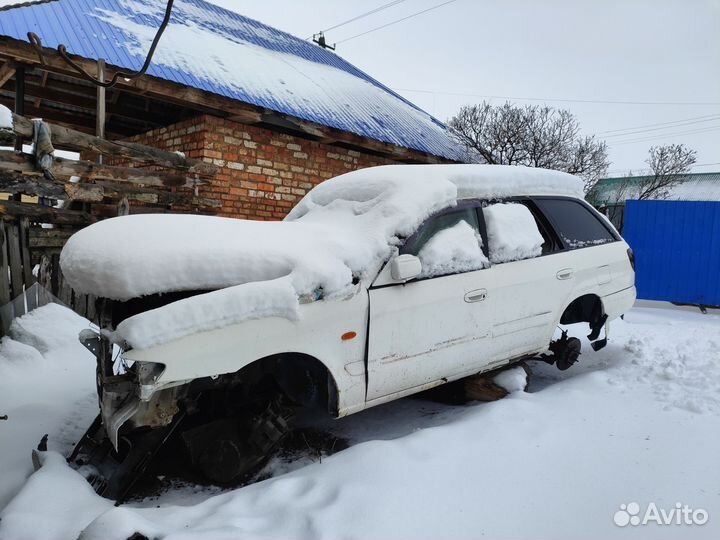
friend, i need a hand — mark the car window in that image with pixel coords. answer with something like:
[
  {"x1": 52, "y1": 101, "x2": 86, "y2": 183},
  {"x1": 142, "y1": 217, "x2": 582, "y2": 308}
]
[
  {"x1": 482, "y1": 202, "x2": 545, "y2": 264},
  {"x1": 416, "y1": 220, "x2": 489, "y2": 278},
  {"x1": 534, "y1": 198, "x2": 617, "y2": 249},
  {"x1": 402, "y1": 207, "x2": 480, "y2": 256},
  {"x1": 401, "y1": 207, "x2": 488, "y2": 278}
]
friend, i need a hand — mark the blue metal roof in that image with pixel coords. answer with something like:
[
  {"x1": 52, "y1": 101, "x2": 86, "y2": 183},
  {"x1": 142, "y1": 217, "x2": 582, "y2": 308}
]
[{"x1": 0, "y1": 0, "x2": 465, "y2": 161}]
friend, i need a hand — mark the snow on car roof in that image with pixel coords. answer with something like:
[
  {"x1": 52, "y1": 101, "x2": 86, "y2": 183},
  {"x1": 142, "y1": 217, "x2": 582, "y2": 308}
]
[
  {"x1": 288, "y1": 164, "x2": 583, "y2": 222},
  {"x1": 60, "y1": 165, "x2": 583, "y2": 348}
]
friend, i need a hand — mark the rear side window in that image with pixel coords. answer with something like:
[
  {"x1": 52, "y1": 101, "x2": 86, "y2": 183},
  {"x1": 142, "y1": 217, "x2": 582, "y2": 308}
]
[
  {"x1": 482, "y1": 203, "x2": 544, "y2": 263},
  {"x1": 534, "y1": 198, "x2": 616, "y2": 249}
]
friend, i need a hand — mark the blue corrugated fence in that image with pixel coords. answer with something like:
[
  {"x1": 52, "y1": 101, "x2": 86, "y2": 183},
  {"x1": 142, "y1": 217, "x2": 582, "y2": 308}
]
[{"x1": 623, "y1": 200, "x2": 720, "y2": 306}]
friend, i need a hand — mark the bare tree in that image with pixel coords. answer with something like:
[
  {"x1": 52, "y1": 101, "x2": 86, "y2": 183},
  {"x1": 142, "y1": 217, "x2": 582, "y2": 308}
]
[
  {"x1": 637, "y1": 144, "x2": 697, "y2": 200},
  {"x1": 449, "y1": 101, "x2": 609, "y2": 192}
]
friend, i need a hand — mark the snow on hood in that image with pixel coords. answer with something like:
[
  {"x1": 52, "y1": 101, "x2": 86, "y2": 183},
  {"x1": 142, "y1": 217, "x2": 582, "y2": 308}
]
[{"x1": 60, "y1": 164, "x2": 582, "y2": 348}]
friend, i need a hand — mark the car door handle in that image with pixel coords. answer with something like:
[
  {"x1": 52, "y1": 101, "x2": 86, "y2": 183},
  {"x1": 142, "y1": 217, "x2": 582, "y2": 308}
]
[
  {"x1": 464, "y1": 289, "x2": 487, "y2": 303},
  {"x1": 556, "y1": 268, "x2": 574, "y2": 280}
]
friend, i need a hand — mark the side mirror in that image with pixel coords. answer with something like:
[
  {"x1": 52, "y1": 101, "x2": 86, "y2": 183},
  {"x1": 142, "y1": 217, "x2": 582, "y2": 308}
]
[{"x1": 391, "y1": 254, "x2": 422, "y2": 282}]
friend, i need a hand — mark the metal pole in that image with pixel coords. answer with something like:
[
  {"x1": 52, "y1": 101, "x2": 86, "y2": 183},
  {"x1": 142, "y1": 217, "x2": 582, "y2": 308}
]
[{"x1": 13, "y1": 64, "x2": 25, "y2": 152}]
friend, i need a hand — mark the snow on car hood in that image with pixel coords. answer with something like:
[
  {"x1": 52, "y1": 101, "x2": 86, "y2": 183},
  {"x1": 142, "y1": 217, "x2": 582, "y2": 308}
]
[{"x1": 60, "y1": 164, "x2": 582, "y2": 348}]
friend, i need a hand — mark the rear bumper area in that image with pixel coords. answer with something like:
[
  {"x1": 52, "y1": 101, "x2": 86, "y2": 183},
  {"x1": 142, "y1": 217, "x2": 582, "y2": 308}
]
[{"x1": 602, "y1": 286, "x2": 637, "y2": 321}]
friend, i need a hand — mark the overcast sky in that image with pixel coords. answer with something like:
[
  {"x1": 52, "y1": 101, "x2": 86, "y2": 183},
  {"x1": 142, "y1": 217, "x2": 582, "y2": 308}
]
[{"x1": 210, "y1": 0, "x2": 720, "y2": 175}]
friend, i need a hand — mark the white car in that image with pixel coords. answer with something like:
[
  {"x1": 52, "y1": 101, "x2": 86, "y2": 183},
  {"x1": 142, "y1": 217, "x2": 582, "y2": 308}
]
[{"x1": 57, "y1": 164, "x2": 635, "y2": 499}]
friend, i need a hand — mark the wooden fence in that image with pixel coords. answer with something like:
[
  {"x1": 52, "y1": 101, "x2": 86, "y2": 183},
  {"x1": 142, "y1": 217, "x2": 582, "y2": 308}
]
[
  {"x1": 0, "y1": 111, "x2": 218, "y2": 335},
  {"x1": 0, "y1": 217, "x2": 89, "y2": 334}
]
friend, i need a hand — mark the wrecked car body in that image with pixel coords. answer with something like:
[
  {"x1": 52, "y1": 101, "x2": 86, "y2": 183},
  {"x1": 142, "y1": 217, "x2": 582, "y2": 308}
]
[{"x1": 46, "y1": 164, "x2": 635, "y2": 499}]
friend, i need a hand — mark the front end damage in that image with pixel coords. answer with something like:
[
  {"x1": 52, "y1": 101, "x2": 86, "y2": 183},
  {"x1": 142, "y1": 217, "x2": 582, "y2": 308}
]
[
  {"x1": 65, "y1": 325, "x2": 186, "y2": 500},
  {"x1": 39, "y1": 296, "x2": 299, "y2": 502}
]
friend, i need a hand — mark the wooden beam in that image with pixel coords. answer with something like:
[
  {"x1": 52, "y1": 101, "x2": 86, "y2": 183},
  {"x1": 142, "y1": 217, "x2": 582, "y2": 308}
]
[
  {"x1": 0, "y1": 170, "x2": 221, "y2": 208},
  {"x1": 33, "y1": 70, "x2": 48, "y2": 107},
  {"x1": 10, "y1": 113, "x2": 217, "y2": 175},
  {"x1": 0, "y1": 36, "x2": 452, "y2": 164},
  {"x1": 0, "y1": 199, "x2": 94, "y2": 225},
  {"x1": 29, "y1": 227, "x2": 75, "y2": 249},
  {"x1": 0, "y1": 150, "x2": 207, "y2": 188},
  {"x1": 3, "y1": 79, "x2": 169, "y2": 126},
  {"x1": 13, "y1": 64, "x2": 24, "y2": 151},
  {"x1": 0, "y1": 62, "x2": 15, "y2": 88},
  {"x1": 0, "y1": 170, "x2": 66, "y2": 198},
  {"x1": 0, "y1": 37, "x2": 262, "y2": 118},
  {"x1": 96, "y1": 59, "x2": 105, "y2": 142},
  {"x1": 0, "y1": 96, "x2": 130, "y2": 138}
]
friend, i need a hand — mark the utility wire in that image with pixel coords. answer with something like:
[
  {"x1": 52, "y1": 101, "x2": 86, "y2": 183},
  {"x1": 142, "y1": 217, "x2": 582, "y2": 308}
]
[
  {"x1": 396, "y1": 87, "x2": 720, "y2": 107},
  {"x1": 318, "y1": 0, "x2": 408, "y2": 35},
  {"x1": 336, "y1": 0, "x2": 460, "y2": 44},
  {"x1": 602, "y1": 116, "x2": 720, "y2": 139},
  {"x1": 608, "y1": 125, "x2": 720, "y2": 146},
  {"x1": 599, "y1": 114, "x2": 720, "y2": 134},
  {"x1": 693, "y1": 162, "x2": 720, "y2": 168}
]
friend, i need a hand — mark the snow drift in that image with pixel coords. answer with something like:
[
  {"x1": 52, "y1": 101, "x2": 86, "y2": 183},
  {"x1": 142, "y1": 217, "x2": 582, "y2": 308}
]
[{"x1": 60, "y1": 164, "x2": 583, "y2": 348}]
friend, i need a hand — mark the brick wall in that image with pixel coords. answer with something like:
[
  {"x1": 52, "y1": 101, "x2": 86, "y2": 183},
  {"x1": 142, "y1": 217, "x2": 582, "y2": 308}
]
[{"x1": 129, "y1": 114, "x2": 434, "y2": 220}]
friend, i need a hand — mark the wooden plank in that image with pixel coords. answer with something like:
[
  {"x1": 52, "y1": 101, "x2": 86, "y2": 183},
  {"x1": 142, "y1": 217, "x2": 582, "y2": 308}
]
[
  {"x1": 3, "y1": 79, "x2": 177, "y2": 127},
  {"x1": 36, "y1": 254, "x2": 52, "y2": 306},
  {"x1": 0, "y1": 170, "x2": 220, "y2": 207},
  {"x1": 0, "y1": 96, "x2": 130, "y2": 139},
  {"x1": 10, "y1": 114, "x2": 216, "y2": 175},
  {"x1": 0, "y1": 170, "x2": 66, "y2": 198},
  {"x1": 0, "y1": 220, "x2": 11, "y2": 307},
  {"x1": 0, "y1": 150, "x2": 206, "y2": 188},
  {"x1": 6, "y1": 223, "x2": 24, "y2": 315},
  {"x1": 29, "y1": 228, "x2": 76, "y2": 249},
  {"x1": 0, "y1": 200, "x2": 94, "y2": 226},
  {"x1": 0, "y1": 62, "x2": 15, "y2": 87},
  {"x1": 18, "y1": 218, "x2": 35, "y2": 310},
  {"x1": 72, "y1": 290, "x2": 87, "y2": 318},
  {"x1": 96, "y1": 59, "x2": 106, "y2": 142},
  {"x1": 58, "y1": 267, "x2": 72, "y2": 306},
  {"x1": 86, "y1": 293, "x2": 96, "y2": 323}
]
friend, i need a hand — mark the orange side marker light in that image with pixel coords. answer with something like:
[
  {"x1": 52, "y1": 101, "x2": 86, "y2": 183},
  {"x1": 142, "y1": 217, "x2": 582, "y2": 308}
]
[{"x1": 341, "y1": 331, "x2": 357, "y2": 341}]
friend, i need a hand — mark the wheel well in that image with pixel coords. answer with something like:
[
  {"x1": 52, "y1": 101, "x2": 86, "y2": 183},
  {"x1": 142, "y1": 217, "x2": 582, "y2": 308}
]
[
  {"x1": 560, "y1": 294, "x2": 604, "y2": 325},
  {"x1": 184, "y1": 353, "x2": 339, "y2": 417}
]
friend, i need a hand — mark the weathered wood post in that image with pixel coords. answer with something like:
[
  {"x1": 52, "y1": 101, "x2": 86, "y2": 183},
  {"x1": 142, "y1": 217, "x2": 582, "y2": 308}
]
[
  {"x1": 13, "y1": 64, "x2": 24, "y2": 152},
  {"x1": 0, "y1": 221, "x2": 12, "y2": 335},
  {"x1": 96, "y1": 59, "x2": 106, "y2": 164}
]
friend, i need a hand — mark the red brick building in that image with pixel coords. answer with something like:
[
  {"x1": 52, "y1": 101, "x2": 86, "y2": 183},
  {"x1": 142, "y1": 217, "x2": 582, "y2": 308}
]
[{"x1": 0, "y1": 0, "x2": 464, "y2": 220}]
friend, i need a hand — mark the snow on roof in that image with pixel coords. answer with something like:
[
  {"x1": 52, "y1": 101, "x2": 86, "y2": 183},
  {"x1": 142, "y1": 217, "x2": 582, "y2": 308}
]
[
  {"x1": 60, "y1": 164, "x2": 582, "y2": 348},
  {"x1": 0, "y1": 0, "x2": 465, "y2": 161}
]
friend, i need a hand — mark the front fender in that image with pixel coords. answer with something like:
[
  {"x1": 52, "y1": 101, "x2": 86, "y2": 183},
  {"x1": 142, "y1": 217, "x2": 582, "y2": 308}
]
[{"x1": 122, "y1": 290, "x2": 369, "y2": 415}]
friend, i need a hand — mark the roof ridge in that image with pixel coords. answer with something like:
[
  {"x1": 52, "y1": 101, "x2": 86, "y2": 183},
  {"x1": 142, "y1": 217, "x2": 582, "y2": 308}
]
[{"x1": 0, "y1": 0, "x2": 56, "y2": 12}]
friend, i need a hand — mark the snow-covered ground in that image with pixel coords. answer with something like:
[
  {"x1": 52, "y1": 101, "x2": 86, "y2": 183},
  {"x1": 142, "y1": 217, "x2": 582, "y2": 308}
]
[{"x1": 0, "y1": 302, "x2": 719, "y2": 540}]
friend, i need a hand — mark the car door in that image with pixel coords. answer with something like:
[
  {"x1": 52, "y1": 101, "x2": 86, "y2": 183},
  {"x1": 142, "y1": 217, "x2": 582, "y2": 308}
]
[
  {"x1": 532, "y1": 197, "x2": 621, "y2": 297},
  {"x1": 366, "y1": 203, "x2": 494, "y2": 402},
  {"x1": 474, "y1": 200, "x2": 575, "y2": 362}
]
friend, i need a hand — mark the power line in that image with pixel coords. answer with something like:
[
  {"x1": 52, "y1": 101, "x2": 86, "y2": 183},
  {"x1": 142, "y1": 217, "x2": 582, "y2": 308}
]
[
  {"x1": 603, "y1": 115, "x2": 720, "y2": 139},
  {"x1": 396, "y1": 87, "x2": 720, "y2": 107},
  {"x1": 693, "y1": 162, "x2": 720, "y2": 168},
  {"x1": 608, "y1": 125, "x2": 720, "y2": 146},
  {"x1": 336, "y1": 0, "x2": 460, "y2": 44},
  {"x1": 599, "y1": 114, "x2": 720, "y2": 134},
  {"x1": 318, "y1": 0, "x2": 409, "y2": 35},
  {"x1": 605, "y1": 162, "x2": 720, "y2": 176}
]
